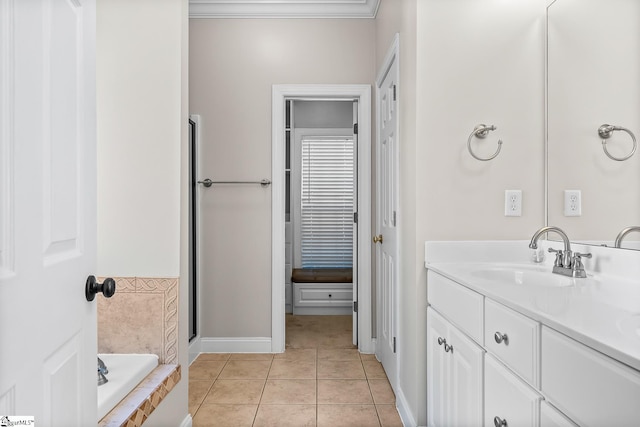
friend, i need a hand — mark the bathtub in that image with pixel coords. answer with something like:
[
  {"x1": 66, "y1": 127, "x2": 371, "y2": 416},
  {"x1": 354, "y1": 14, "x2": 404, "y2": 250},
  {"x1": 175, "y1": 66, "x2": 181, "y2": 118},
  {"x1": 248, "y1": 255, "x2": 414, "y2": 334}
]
[{"x1": 97, "y1": 353, "x2": 159, "y2": 420}]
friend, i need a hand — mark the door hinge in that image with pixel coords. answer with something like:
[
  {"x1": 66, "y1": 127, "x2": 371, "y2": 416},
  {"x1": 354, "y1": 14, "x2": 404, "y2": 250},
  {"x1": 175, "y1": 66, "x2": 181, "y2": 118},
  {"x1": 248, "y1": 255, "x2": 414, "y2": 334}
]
[
  {"x1": 392, "y1": 211, "x2": 396, "y2": 226},
  {"x1": 393, "y1": 85, "x2": 397, "y2": 101},
  {"x1": 354, "y1": 301, "x2": 358, "y2": 312},
  {"x1": 393, "y1": 337, "x2": 397, "y2": 353},
  {"x1": 354, "y1": 212, "x2": 358, "y2": 223},
  {"x1": 354, "y1": 123, "x2": 358, "y2": 135}
]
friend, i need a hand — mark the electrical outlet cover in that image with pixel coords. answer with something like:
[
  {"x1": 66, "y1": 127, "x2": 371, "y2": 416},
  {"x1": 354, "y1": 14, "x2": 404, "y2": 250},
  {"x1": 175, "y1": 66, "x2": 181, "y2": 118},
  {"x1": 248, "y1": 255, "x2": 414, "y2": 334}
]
[
  {"x1": 564, "y1": 190, "x2": 581, "y2": 216},
  {"x1": 505, "y1": 190, "x2": 522, "y2": 217}
]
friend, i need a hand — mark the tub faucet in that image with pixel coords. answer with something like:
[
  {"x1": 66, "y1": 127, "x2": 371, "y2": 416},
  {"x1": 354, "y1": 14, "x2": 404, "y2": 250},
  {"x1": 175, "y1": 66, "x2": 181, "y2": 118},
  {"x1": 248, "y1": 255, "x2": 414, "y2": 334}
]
[
  {"x1": 614, "y1": 226, "x2": 640, "y2": 248},
  {"x1": 529, "y1": 226, "x2": 591, "y2": 278},
  {"x1": 98, "y1": 357, "x2": 108, "y2": 386}
]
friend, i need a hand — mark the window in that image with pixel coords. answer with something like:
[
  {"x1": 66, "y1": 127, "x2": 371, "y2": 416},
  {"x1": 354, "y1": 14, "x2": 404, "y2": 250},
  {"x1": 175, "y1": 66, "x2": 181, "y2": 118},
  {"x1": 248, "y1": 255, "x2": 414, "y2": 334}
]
[{"x1": 300, "y1": 136, "x2": 355, "y2": 268}]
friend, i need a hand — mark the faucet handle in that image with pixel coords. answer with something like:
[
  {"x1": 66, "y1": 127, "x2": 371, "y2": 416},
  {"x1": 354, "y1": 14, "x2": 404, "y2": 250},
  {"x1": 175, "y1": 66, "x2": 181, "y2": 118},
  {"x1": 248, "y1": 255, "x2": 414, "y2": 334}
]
[
  {"x1": 548, "y1": 248, "x2": 563, "y2": 267},
  {"x1": 572, "y1": 252, "x2": 591, "y2": 278}
]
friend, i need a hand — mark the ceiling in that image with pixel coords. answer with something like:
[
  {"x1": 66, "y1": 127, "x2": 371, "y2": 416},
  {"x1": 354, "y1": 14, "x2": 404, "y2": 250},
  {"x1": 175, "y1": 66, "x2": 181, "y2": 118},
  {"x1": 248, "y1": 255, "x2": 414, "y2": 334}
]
[{"x1": 189, "y1": 0, "x2": 380, "y2": 19}]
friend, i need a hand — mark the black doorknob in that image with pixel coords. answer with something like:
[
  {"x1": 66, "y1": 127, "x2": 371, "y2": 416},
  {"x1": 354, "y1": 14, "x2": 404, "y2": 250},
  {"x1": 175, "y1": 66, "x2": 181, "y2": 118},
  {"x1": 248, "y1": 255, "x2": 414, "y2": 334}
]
[{"x1": 85, "y1": 275, "x2": 116, "y2": 301}]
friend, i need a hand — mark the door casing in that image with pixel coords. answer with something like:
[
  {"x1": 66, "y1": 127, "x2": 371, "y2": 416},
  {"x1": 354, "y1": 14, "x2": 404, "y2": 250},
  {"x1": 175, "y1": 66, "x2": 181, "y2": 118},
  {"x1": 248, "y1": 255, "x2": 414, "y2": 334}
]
[{"x1": 271, "y1": 84, "x2": 373, "y2": 353}]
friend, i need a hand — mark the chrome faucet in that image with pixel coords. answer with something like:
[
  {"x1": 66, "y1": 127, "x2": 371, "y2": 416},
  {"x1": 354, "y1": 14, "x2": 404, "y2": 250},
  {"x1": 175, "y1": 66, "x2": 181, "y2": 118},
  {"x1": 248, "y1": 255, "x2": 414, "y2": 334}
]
[
  {"x1": 614, "y1": 226, "x2": 640, "y2": 248},
  {"x1": 98, "y1": 357, "x2": 108, "y2": 386},
  {"x1": 529, "y1": 226, "x2": 591, "y2": 278}
]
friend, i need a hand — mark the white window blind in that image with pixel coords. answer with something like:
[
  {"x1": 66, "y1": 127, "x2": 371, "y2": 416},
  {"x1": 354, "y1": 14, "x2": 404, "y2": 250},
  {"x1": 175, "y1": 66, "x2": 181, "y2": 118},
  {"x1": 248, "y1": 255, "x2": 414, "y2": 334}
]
[{"x1": 301, "y1": 136, "x2": 355, "y2": 268}]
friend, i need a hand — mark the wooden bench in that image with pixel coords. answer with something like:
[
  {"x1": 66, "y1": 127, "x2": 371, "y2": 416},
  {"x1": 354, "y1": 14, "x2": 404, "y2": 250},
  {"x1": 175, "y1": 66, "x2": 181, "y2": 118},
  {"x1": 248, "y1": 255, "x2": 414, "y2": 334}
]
[{"x1": 291, "y1": 268, "x2": 353, "y2": 315}]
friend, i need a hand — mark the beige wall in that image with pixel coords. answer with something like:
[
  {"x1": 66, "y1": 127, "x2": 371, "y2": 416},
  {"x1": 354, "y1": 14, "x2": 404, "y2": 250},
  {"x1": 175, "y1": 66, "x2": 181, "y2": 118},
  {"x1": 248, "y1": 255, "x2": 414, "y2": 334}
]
[
  {"x1": 189, "y1": 1, "x2": 547, "y2": 424},
  {"x1": 97, "y1": 0, "x2": 189, "y2": 425},
  {"x1": 376, "y1": 0, "x2": 546, "y2": 425},
  {"x1": 190, "y1": 19, "x2": 376, "y2": 338}
]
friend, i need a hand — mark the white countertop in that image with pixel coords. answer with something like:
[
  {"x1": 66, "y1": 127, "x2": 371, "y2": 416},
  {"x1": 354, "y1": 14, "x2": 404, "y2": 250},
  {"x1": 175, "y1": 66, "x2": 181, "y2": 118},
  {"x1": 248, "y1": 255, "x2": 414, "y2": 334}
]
[{"x1": 424, "y1": 241, "x2": 640, "y2": 371}]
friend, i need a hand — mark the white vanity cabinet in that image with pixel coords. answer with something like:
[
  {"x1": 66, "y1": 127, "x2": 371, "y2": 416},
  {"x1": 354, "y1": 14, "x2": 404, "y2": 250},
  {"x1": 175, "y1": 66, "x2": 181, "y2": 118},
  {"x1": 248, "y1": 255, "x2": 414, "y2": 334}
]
[
  {"x1": 427, "y1": 307, "x2": 484, "y2": 427},
  {"x1": 541, "y1": 327, "x2": 640, "y2": 426},
  {"x1": 485, "y1": 354, "x2": 542, "y2": 427},
  {"x1": 427, "y1": 267, "x2": 640, "y2": 427}
]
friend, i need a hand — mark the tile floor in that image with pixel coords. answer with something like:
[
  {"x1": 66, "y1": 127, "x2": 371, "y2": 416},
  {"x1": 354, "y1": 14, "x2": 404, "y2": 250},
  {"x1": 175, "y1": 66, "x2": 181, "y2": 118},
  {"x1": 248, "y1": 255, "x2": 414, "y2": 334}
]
[{"x1": 189, "y1": 315, "x2": 403, "y2": 426}]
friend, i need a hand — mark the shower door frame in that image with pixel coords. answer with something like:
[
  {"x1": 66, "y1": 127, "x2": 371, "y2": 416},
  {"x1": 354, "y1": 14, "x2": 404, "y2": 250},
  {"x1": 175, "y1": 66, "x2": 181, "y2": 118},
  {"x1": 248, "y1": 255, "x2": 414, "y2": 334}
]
[{"x1": 271, "y1": 84, "x2": 373, "y2": 354}]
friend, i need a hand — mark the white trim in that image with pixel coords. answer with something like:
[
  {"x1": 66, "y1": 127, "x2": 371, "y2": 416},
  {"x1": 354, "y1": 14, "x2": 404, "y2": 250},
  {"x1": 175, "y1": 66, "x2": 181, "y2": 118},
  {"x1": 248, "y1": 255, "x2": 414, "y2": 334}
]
[
  {"x1": 272, "y1": 84, "x2": 373, "y2": 354},
  {"x1": 180, "y1": 414, "x2": 193, "y2": 427},
  {"x1": 189, "y1": 0, "x2": 380, "y2": 19},
  {"x1": 188, "y1": 336, "x2": 201, "y2": 365},
  {"x1": 200, "y1": 337, "x2": 272, "y2": 353},
  {"x1": 396, "y1": 385, "x2": 419, "y2": 427}
]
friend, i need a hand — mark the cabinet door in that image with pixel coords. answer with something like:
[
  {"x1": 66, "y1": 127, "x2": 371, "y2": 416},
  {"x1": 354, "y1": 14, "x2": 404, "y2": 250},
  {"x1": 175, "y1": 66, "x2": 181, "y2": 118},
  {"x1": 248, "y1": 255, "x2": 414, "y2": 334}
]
[
  {"x1": 427, "y1": 308, "x2": 449, "y2": 427},
  {"x1": 485, "y1": 354, "x2": 542, "y2": 427},
  {"x1": 448, "y1": 322, "x2": 484, "y2": 427}
]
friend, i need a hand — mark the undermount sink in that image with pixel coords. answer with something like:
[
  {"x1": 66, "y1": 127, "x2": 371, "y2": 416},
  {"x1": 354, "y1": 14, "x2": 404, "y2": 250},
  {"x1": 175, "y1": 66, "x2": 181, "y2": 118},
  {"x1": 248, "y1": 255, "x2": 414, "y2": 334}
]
[{"x1": 470, "y1": 266, "x2": 576, "y2": 288}]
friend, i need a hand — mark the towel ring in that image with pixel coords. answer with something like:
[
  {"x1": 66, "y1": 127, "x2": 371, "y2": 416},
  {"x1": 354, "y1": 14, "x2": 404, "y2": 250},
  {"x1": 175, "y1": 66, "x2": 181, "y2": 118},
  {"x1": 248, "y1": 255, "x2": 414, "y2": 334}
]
[
  {"x1": 598, "y1": 124, "x2": 637, "y2": 161},
  {"x1": 467, "y1": 124, "x2": 503, "y2": 161}
]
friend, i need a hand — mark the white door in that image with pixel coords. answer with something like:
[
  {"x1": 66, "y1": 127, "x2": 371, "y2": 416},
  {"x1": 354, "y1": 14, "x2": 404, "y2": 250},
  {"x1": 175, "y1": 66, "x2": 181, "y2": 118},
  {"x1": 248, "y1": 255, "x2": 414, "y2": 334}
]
[
  {"x1": 375, "y1": 53, "x2": 399, "y2": 389},
  {"x1": 0, "y1": 1, "x2": 97, "y2": 424}
]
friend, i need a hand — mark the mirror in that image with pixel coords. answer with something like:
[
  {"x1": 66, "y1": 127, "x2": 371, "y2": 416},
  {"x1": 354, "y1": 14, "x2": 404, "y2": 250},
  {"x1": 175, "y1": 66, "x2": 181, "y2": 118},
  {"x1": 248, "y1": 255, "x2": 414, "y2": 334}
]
[{"x1": 547, "y1": 0, "x2": 640, "y2": 250}]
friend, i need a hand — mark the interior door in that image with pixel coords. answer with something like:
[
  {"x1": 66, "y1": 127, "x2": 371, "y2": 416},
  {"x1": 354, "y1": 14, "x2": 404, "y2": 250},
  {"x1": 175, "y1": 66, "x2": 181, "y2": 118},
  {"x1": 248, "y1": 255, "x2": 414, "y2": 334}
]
[
  {"x1": 0, "y1": 1, "x2": 97, "y2": 424},
  {"x1": 375, "y1": 56, "x2": 399, "y2": 390},
  {"x1": 352, "y1": 100, "x2": 359, "y2": 346}
]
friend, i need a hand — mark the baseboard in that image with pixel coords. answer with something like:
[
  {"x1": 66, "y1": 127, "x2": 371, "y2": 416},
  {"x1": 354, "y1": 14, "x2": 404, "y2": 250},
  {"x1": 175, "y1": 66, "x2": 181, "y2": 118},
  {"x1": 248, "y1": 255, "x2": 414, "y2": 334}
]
[
  {"x1": 395, "y1": 385, "x2": 417, "y2": 427},
  {"x1": 188, "y1": 336, "x2": 201, "y2": 365},
  {"x1": 180, "y1": 414, "x2": 193, "y2": 427},
  {"x1": 200, "y1": 337, "x2": 272, "y2": 353}
]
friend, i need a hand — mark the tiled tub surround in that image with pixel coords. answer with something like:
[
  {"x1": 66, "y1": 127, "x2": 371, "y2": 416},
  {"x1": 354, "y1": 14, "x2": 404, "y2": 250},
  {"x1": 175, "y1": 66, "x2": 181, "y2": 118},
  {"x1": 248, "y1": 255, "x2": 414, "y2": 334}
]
[
  {"x1": 425, "y1": 240, "x2": 640, "y2": 425},
  {"x1": 97, "y1": 277, "x2": 181, "y2": 425},
  {"x1": 98, "y1": 277, "x2": 179, "y2": 364}
]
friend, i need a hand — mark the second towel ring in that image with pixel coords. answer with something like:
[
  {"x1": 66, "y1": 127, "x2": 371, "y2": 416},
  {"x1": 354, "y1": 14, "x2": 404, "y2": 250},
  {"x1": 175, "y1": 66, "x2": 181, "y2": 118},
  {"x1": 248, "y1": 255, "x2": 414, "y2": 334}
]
[
  {"x1": 467, "y1": 124, "x2": 503, "y2": 161},
  {"x1": 598, "y1": 124, "x2": 637, "y2": 161}
]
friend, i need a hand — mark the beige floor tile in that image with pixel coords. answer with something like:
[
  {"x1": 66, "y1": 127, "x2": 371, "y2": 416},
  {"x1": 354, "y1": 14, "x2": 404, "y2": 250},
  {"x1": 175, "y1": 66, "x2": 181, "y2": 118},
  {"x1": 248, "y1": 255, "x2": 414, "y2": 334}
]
[
  {"x1": 269, "y1": 359, "x2": 316, "y2": 379},
  {"x1": 229, "y1": 353, "x2": 274, "y2": 361},
  {"x1": 363, "y1": 360, "x2": 388, "y2": 379},
  {"x1": 360, "y1": 353, "x2": 378, "y2": 362},
  {"x1": 254, "y1": 404, "x2": 316, "y2": 427},
  {"x1": 376, "y1": 404, "x2": 403, "y2": 427},
  {"x1": 203, "y1": 379, "x2": 265, "y2": 405},
  {"x1": 189, "y1": 360, "x2": 226, "y2": 382},
  {"x1": 261, "y1": 379, "x2": 316, "y2": 404},
  {"x1": 318, "y1": 379, "x2": 373, "y2": 404},
  {"x1": 317, "y1": 359, "x2": 366, "y2": 379},
  {"x1": 218, "y1": 360, "x2": 271, "y2": 379},
  {"x1": 189, "y1": 380, "x2": 213, "y2": 408},
  {"x1": 274, "y1": 348, "x2": 317, "y2": 361},
  {"x1": 318, "y1": 348, "x2": 360, "y2": 361},
  {"x1": 192, "y1": 404, "x2": 257, "y2": 427},
  {"x1": 317, "y1": 404, "x2": 380, "y2": 427},
  {"x1": 369, "y1": 379, "x2": 396, "y2": 404},
  {"x1": 195, "y1": 353, "x2": 231, "y2": 362}
]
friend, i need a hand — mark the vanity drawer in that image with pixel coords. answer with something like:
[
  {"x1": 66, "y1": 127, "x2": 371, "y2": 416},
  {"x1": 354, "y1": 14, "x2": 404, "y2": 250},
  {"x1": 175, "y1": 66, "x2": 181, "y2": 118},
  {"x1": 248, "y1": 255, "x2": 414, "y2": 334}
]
[
  {"x1": 540, "y1": 401, "x2": 578, "y2": 427},
  {"x1": 485, "y1": 354, "x2": 542, "y2": 427},
  {"x1": 541, "y1": 326, "x2": 640, "y2": 426},
  {"x1": 427, "y1": 271, "x2": 484, "y2": 343},
  {"x1": 484, "y1": 298, "x2": 540, "y2": 387}
]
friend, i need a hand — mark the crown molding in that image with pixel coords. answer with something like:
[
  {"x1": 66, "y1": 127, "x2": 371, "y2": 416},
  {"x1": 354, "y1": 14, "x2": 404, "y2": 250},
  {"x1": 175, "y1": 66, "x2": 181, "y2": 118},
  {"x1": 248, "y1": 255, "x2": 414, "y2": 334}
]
[{"x1": 189, "y1": 0, "x2": 380, "y2": 19}]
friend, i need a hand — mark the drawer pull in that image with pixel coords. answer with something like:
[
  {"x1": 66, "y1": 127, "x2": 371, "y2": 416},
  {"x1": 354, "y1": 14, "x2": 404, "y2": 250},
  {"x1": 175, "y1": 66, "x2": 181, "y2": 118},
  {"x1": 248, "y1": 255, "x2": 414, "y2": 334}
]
[
  {"x1": 437, "y1": 337, "x2": 446, "y2": 346},
  {"x1": 494, "y1": 331, "x2": 509, "y2": 345},
  {"x1": 328, "y1": 294, "x2": 332, "y2": 298},
  {"x1": 444, "y1": 343, "x2": 453, "y2": 353},
  {"x1": 493, "y1": 416, "x2": 507, "y2": 427}
]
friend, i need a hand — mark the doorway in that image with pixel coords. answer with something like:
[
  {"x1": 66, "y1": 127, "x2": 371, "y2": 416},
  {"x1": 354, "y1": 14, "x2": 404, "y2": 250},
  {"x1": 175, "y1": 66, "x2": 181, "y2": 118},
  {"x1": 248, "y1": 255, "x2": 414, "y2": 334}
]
[{"x1": 271, "y1": 85, "x2": 373, "y2": 354}]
